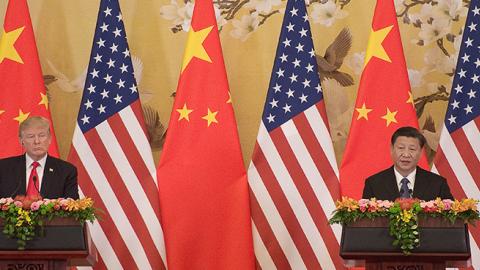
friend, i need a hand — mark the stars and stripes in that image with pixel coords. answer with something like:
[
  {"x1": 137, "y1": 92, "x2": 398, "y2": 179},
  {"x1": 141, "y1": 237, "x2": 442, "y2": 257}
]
[
  {"x1": 433, "y1": 0, "x2": 480, "y2": 268},
  {"x1": 248, "y1": 0, "x2": 344, "y2": 268},
  {"x1": 67, "y1": 0, "x2": 166, "y2": 269}
]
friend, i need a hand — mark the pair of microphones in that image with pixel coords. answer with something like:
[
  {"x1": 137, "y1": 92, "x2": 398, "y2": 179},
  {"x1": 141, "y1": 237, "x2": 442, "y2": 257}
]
[
  {"x1": 10, "y1": 176, "x2": 40, "y2": 198},
  {"x1": 399, "y1": 187, "x2": 413, "y2": 198},
  {"x1": 32, "y1": 175, "x2": 40, "y2": 194}
]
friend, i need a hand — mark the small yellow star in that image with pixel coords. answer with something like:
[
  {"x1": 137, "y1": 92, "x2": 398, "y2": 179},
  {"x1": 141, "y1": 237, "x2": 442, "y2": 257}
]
[
  {"x1": 0, "y1": 26, "x2": 25, "y2": 64},
  {"x1": 176, "y1": 103, "x2": 193, "y2": 121},
  {"x1": 13, "y1": 109, "x2": 30, "y2": 124},
  {"x1": 181, "y1": 25, "x2": 213, "y2": 72},
  {"x1": 364, "y1": 25, "x2": 393, "y2": 66},
  {"x1": 406, "y1": 91, "x2": 414, "y2": 105},
  {"x1": 226, "y1": 91, "x2": 232, "y2": 104},
  {"x1": 0, "y1": 109, "x2": 4, "y2": 117},
  {"x1": 39, "y1": 92, "x2": 49, "y2": 110},
  {"x1": 355, "y1": 102, "x2": 373, "y2": 120},
  {"x1": 381, "y1": 107, "x2": 398, "y2": 127},
  {"x1": 202, "y1": 108, "x2": 218, "y2": 127}
]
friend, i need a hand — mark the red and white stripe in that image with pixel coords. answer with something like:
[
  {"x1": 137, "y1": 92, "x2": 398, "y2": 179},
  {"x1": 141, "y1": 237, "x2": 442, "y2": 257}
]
[
  {"x1": 68, "y1": 102, "x2": 167, "y2": 270},
  {"x1": 433, "y1": 117, "x2": 480, "y2": 269},
  {"x1": 248, "y1": 102, "x2": 345, "y2": 269}
]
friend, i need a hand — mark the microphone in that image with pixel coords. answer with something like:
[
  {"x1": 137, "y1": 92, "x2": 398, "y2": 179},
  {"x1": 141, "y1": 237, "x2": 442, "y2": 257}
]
[{"x1": 32, "y1": 175, "x2": 41, "y2": 195}]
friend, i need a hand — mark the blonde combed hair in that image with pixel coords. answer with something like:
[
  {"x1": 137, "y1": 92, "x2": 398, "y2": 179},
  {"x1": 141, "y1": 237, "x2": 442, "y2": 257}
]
[{"x1": 18, "y1": 116, "x2": 51, "y2": 138}]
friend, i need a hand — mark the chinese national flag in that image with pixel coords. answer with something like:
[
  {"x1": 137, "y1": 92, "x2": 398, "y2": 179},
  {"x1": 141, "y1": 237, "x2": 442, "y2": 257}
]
[
  {"x1": 339, "y1": 0, "x2": 428, "y2": 199},
  {"x1": 156, "y1": 0, "x2": 255, "y2": 269},
  {"x1": 0, "y1": 0, "x2": 59, "y2": 158}
]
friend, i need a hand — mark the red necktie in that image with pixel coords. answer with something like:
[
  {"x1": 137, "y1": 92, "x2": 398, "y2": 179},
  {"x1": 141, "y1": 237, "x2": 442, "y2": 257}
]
[{"x1": 26, "y1": 161, "x2": 40, "y2": 196}]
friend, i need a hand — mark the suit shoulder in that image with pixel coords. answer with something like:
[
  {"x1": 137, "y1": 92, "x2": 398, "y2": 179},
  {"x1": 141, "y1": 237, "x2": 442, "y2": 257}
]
[
  {"x1": 47, "y1": 156, "x2": 77, "y2": 170},
  {"x1": 366, "y1": 167, "x2": 393, "y2": 182},
  {"x1": 0, "y1": 155, "x2": 24, "y2": 165},
  {"x1": 417, "y1": 167, "x2": 446, "y2": 181}
]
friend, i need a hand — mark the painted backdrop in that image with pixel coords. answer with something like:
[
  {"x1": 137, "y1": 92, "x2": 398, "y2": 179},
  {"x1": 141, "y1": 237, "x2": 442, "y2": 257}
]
[{"x1": 0, "y1": 0, "x2": 467, "y2": 165}]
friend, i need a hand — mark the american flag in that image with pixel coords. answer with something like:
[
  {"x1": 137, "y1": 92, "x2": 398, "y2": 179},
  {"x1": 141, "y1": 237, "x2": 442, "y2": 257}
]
[
  {"x1": 247, "y1": 0, "x2": 344, "y2": 268},
  {"x1": 67, "y1": 0, "x2": 167, "y2": 269},
  {"x1": 432, "y1": 0, "x2": 480, "y2": 268}
]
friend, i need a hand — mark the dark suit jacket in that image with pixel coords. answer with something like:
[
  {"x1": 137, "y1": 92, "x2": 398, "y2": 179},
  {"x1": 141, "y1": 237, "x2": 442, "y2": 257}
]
[
  {"x1": 0, "y1": 155, "x2": 79, "y2": 199},
  {"x1": 362, "y1": 166, "x2": 453, "y2": 201}
]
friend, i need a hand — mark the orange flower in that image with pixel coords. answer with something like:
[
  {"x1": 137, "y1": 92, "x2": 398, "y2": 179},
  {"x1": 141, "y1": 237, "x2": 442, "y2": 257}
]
[
  {"x1": 452, "y1": 198, "x2": 479, "y2": 213},
  {"x1": 335, "y1": 197, "x2": 359, "y2": 212},
  {"x1": 395, "y1": 198, "x2": 418, "y2": 210},
  {"x1": 13, "y1": 194, "x2": 43, "y2": 210},
  {"x1": 65, "y1": 198, "x2": 94, "y2": 211}
]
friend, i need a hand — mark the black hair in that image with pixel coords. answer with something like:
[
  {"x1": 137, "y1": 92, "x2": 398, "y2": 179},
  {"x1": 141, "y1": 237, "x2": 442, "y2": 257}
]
[{"x1": 391, "y1": 126, "x2": 426, "y2": 148}]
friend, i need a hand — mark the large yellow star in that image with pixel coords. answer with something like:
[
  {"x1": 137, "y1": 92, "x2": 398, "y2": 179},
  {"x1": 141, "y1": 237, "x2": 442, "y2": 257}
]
[
  {"x1": 355, "y1": 102, "x2": 373, "y2": 120},
  {"x1": 364, "y1": 25, "x2": 393, "y2": 66},
  {"x1": 13, "y1": 109, "x2": 30, "y2": 124},
  {"x1": 181, "y1": 25, "x2": 213, "y2": 72},
  {"x1": 406, "y1": 91, "x2": 414, "y2": 105},
  {"x1": 39, "y1": 92, "x2": 49, "y2": 110},
  {"x1": 202, "y1": 108, "x2": 218, "y2": 127},
  {"x1": 0, "y1": 26, "x2": 25, "y2": 64},
  {"x1": 176, "y1": 103, "x2": 193, "y2": 121},
  {"x1": 381, "y1": 107, "x2": 398, "y2": 127}
]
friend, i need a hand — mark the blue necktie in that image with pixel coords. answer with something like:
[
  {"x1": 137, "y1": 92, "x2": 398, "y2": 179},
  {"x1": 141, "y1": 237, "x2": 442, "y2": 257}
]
[{"x1": 400, "y1": 178, "x2": 411, "y2": 198}]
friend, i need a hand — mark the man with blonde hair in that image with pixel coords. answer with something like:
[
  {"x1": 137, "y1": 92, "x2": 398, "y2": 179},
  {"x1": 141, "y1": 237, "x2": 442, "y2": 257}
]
[{"x1": 0, "y1": 116, "x2": 79, "y2": 199}]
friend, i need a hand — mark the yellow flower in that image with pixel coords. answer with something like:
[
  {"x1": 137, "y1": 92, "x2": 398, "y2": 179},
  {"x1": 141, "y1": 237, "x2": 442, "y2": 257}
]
[
  {"x1": 435, "y1": 198, "x2": 444, "y2": 212},
  {"x1": 15, "y1": 208, "x2": 32, "y2": 226},
  {"x1": 401, "y1": 209, "x2": 413, "y2": 223}
]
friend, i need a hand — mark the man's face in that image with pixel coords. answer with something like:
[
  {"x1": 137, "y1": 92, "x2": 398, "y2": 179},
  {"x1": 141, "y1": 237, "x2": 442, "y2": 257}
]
[
  {"x1": 20, "y1": 124, "x2": 51, "y2": 161},
  {"x1": 390, "y1": 136, "x2": 422, "y2": 176}
]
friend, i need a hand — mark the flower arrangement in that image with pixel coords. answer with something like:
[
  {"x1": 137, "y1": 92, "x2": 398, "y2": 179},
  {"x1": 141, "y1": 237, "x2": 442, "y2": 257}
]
[
  {"x1": 0, "y1": 195, "x2": 98, "y2": 250},
  {"x1": 329, "y1": 197, "x2": 480, "y2": 254}
]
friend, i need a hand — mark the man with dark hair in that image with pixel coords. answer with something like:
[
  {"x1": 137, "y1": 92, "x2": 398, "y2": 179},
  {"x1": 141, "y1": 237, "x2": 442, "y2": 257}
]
[
  {"x1": 362, "y1": 126, "x2": 453, "y2": 201},
  {"x1": 0, "y1": 116, "x2": 79, "y2": 199}
]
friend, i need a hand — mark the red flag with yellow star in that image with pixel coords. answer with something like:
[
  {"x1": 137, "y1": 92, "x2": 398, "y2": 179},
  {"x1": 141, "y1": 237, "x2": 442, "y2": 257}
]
[
  {"x1": 156, "y1": 0, "x2": 255, "y2": 268},
  {"x1": 339, "y1": 0, "x2": 428, "y2": 199},
  {"x1": 0, "y1": 0, "x2": 59, "y2": 158}
]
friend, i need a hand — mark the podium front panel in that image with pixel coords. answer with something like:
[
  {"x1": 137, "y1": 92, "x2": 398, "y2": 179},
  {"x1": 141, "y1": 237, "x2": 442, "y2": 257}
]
[
  {"x1": 341, "y1": 226, "x2": 469, "y2": 253},
  {"x1": 0, "y1": 224, "x2": 86, "y2": 250}
]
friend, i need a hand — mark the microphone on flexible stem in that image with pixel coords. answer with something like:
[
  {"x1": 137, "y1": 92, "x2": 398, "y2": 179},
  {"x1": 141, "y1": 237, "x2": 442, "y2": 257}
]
[{"x1": 32, "y1": 175, "x2": 41, "y2": 195}]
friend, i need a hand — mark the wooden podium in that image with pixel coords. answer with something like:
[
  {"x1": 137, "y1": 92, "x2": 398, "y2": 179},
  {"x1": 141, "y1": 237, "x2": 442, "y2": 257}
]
[
  {"x1": 0, "y1": 218, "x2": 96, "y2": 270},
  {"x1": 340, "y1": 217, "x2": 471, "y2": 270}
]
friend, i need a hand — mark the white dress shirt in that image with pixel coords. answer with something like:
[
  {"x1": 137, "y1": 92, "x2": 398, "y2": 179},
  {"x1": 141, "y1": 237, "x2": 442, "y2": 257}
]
[
  {"x1": 394, "y1": 167, "x2": 416, "y2": 194},
  {"x1": 25, "y1": 154, "x2": 47, "y2": 191}
]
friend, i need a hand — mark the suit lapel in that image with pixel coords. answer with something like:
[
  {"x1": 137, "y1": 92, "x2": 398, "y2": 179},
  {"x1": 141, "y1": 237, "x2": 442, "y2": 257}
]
[
  {"x1": 40, "y1": 156, "x2": 55, "y2": 197},
  {"x1": 383, "y1": 166, "x2": 400, "y2": 200},
  {"x1": 18, "y1": 155, "x2": 27, "y2": 195},
  {"x1": 413, "y1": 167, "x2": 428, "y2": 199}
]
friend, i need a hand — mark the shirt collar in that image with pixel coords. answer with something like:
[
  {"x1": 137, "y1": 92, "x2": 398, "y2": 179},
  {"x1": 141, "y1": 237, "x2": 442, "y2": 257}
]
[
  {"x1": 394, "y1": 167, "x2": 416, "y2": 187},
  {"x1": 25, "y1": 154, "x2": 48, "y2": 169}
]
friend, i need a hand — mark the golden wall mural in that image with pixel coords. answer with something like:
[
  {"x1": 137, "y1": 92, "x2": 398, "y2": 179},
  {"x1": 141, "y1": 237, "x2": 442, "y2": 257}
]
[{"x1": 0, "y1": 0, "x2": 468, "y2": 166}]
